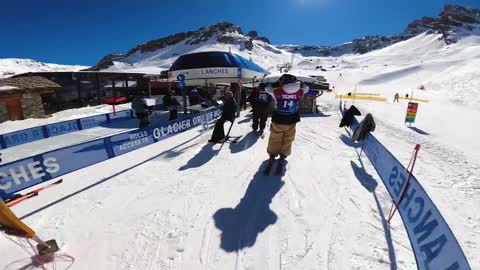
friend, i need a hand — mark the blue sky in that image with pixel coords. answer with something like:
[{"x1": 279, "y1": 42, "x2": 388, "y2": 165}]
[{"x1": 1, "y1": 0, "x2": 479, "y2": 66}]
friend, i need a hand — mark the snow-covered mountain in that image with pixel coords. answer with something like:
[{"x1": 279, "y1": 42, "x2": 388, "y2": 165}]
[
  {"x1": 88, "y1": 4, "x2": 480, "y2": 73},
  {"x1": 0, "y1": 58, "x2": 87, "y2": 79},
  {"x1": 86, "y1": 21, "x2": 289, "y2": 74},
  {"x1": 280, "y1": 5, "x2": 480, "y2": 56}
]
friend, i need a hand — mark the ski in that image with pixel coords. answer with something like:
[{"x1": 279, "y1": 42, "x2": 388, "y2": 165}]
[
  {"x1": 227, "y1": 135, "x2": 242, "y2": 143},
  {"x1": 7, "y1": 179, "x2": 63, "y2": 207},
  {"x1": 214, "y1": 135, "x2": 241, "y2": 144}
]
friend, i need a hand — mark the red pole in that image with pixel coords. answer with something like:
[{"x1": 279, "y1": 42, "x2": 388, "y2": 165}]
[
  {"x1": 112, "y1": 104, "x2": 116, "y2": 115},
  {"x1": 387, "y1": 144, "x2": 421, "y2": 223},
  {"x1": 7, "y1": 179, "x2": 63, "y2": 207}
]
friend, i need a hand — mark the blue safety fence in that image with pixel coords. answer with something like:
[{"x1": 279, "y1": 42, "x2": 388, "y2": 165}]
[
  {"x1": 0, "y1": 110, "x2": 132, "y2": 149},
  {"x1": 0, "y1": 106, "x2": 172, "y2": 150},
  {"x1": 339, "y1": 101, "x2": 471, "y2": 270},
  {"x1": 0, "y1": 108, "x2": 222, "y2": 201}
]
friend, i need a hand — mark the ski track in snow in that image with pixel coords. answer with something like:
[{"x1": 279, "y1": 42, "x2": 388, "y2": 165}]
[{"x1": 1, "y1": 98, "x2": 477, "y2": 269}]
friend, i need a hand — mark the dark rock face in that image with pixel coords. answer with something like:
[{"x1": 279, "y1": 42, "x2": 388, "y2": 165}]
[
  {"x1": 189, "y1": 22, "x2": 243, "y2": 45},
  {"x1": 127, "y1": 32, "x2": 195, "y2": 55},
  {"x1": 86, "y1": 53, "x2": 125, "y2": 71},
  {"x1": 405, "y1": 5, "x2": 479, "y2": 35},
  {"x1": 402, "y1": 5, "x2": 480, "y2": 45},
  {"x1": 441, "y1": 5, "x2": 479, "y2": 24},
  {"x1": 217, "y1": 35, "x2": 240, "y2": 45},
  {"x1": 244, "y1": 39, "x2": 254, "y2": 51},
  {"x1": 351, "y1": 35, "x2": 405, "y2": 54},
  {"x1": 256, "y1": 36, "x2": 270, "y2": 44},
  {"x1": 247, "y1": 31, "x2": 258, "y2": 38}
]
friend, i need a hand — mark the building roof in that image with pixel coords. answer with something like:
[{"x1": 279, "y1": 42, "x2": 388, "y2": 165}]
[
  {"x1": 0, "y1": 76, "x2": 61, "y2": 96},
  {"x1": 169, "y1": 51, "x2": 269, "y2": 74},
  {"x1": 13, "y1": 71, "x2": 152, "y2": 81}
]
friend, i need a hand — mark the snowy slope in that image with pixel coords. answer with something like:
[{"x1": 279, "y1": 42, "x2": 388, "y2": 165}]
[
  {"x1": 0, "y1": 105, "x2": 418, "y2": 270},
  {"x1": 311, "y1": 30, "x2": 480, "y2": 268},
  {"x1": 0, "y1": 58, "x2": 87, "y2": 79},
  {"x1": 101, "y1": 37, "x2": 294, "y2": 75}
]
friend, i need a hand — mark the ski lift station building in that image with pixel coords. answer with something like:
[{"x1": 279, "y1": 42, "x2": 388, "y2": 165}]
[{"x1": 168, "y1": 51, "x2": 269, "y2": 87}]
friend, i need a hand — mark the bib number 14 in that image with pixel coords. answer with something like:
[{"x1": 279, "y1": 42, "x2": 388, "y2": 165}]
[{"x1": 283, "y1": 100, "x2": 294, "y2": 108}]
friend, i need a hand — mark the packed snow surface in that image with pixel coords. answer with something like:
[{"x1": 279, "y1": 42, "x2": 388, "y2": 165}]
[{"x1": 0, "y1": 30, "x2": 479, "y2": 269}]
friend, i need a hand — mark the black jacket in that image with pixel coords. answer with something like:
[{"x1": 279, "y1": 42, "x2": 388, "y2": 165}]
[
  {"x1": 163, "y1": 95, "x2": 180, "y2": 108},
  {"x1": 189, "y1": 91, "x2": 206, "y2": 106},
  {"x1": 340, "y1": 105, "x2": 361, "y2": 127},
  {"x1": 272, "y1": 111, "x2": 300, "y2": 125},
  {"x1": 353, "y1": 113, "x2": 376, "y2": 141},
  {"x1": 222, "y1": 98, "x2": 237, "y2": 122}
]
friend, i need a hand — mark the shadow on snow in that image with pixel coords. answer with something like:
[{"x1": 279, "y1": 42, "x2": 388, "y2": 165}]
[
  {"x1": 350, "y1": 159, "x2": 398, "y2": 270},
  {"x1": 408, "y1": 126, "x2": 430, "y2": 135},
  {"x1": 213, "y1": 160, "x2": 285, "y2": 252},
  {"x1": 229, "y1": 131, "x2": 260, "y2": 154},
  {"x1": 178, "y1": 143, "x2": 216, "y2": 171}
]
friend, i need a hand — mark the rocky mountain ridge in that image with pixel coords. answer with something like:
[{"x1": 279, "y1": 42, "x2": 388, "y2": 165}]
[
  {"x1": 85, "y1": 4, "x2": 480, "y2": 70},
  {"x1": 279, "y1": 4, "x2": 480, "y2": 56}
]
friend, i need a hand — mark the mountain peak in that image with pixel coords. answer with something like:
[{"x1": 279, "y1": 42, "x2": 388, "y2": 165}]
[
  {"x1": 88, "y1": 22, "x2": 271, "y2": 70},
  {"x1": 88, "y1": 5, "x2": 480, "y2": 71},
  {"x1": 404, "y1": 4, "x2": 480, "y2": 43},
  {"x1": 125, "y1": 21, "x2": 251, "y2": 56}
]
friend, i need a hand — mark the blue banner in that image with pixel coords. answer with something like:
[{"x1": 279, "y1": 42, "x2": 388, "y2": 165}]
[
  {"x1": 340, "y1": 102, "x2": 471, "y2": 270},
  {"x1": 0, "y1": 109, "x2": 165, "y2": 150},
  {"x1": 80, "y1": 115, "x2": 108, "y2": 129},
  {"x1": 108, "y1": 110, "x2": 132, "y2": 121},
  {"x1": 2, "y1": 126, "x2": 46, "y2": 148},
  {"x1": 46, "y1": 120, "x2": 80, "y2": 137},
  {"x1": 0, "y1": 108, "x2": 222, "y2": 200}
]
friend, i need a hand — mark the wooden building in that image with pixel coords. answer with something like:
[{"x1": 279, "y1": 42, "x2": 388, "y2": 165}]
[
  {"x1": 13, "y1": 71, "x2": 152, "y2": 114},
  {"x1": 0, "y1": 76, "x2": 61, "y2": 121}
]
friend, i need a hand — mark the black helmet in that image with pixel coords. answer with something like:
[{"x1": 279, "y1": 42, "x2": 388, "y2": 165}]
[{"x1": 279, "y1": 74, "x2": 297, "y2": 85}]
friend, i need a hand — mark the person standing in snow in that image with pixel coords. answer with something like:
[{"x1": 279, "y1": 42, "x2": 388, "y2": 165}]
[
  {"x1": 247, "y1": 87, "x2": 259, "y2": 112},
  {"x1": 163, "y1": 90, "x2": 180, "y2": 120},
  {"x1": 189, "y1": 88, "x2": 207, "y2": 106},
  {"x1": 131, "y1": 90, "x2": 150, "y2": 129},
  {"x1": 240, "y1": 88, "x2": 247, "y2": 110},
  {"x1": 208, "y1": 91, "x2": 237, "y2": 143},
  {"x1": 265, "y1": 74, "x2": 309, "y2": 160},
  {"x1": 249, "y1": 83, "x2": 273, "y2": 133},
  {"x1": 394, "y1": 93, "x2": 400, "y2": 102}
]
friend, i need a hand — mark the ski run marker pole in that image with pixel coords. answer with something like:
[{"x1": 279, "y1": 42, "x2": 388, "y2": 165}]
[
  {"x1": 7, "y1": 179, "x2": 63, "y2": 207},
  {"x1": 387, "y1": 144, "x2": 420, "y2": 224}
]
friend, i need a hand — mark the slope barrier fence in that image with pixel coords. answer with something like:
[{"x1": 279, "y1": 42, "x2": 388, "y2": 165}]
[
  {"x1": 0, "y1": 108, "x2": 221, "y2": 201},
  {"x1": 339, "y1": 101, "x2": 470, "y2": 270},
  {"x1": 0, "y1": 106, "x2": 171, "y2": 150}
]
